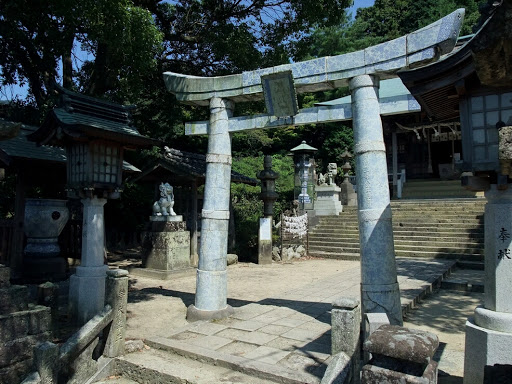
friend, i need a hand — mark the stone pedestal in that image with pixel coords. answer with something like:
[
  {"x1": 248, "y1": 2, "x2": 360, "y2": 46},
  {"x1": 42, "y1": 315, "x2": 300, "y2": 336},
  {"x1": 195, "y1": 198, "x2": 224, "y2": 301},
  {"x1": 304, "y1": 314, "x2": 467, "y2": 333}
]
[
  {"x1": 258, "y1": 217, "x2": 272, "y2": 264},
  {"x1": 138, "y1": 216, "x2": 192, "y2": 279},
  {"x1": 69, "y1": 197, "x2": 108, "y2": 324},
  {"x1": 362, "y1": 325, "x2": 439, "y2": 383},
  {"x1": 340, "y1": 178, "x2": 357, "y2": 207},
  {"x1": 464, "y1": 185, "x2": 512, "y2": 383},
  {"x1": 315, "y1": 184, "x2": 343, "y2": 215}
]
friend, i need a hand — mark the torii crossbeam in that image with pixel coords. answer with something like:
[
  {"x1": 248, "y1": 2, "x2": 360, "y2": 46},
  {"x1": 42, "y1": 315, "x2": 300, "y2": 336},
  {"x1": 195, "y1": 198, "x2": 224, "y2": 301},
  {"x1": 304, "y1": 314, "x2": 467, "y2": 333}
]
[{"x1": 164, "y1": 9, "x2": 465, "y2": 323}]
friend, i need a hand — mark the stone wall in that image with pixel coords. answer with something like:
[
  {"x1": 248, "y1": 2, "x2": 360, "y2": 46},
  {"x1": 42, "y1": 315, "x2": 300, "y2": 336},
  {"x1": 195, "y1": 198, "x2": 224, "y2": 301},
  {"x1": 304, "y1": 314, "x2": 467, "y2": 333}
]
[{"x1": 0, "y1": 265, "x2": 51, "y2": 383}]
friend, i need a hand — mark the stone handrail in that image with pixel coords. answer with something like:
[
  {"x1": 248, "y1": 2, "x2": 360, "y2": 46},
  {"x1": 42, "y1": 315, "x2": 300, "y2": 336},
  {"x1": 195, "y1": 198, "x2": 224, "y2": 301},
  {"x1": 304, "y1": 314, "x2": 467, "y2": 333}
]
[{"x1": 21, "y1": 269, "x2": 128, "y2": 384}]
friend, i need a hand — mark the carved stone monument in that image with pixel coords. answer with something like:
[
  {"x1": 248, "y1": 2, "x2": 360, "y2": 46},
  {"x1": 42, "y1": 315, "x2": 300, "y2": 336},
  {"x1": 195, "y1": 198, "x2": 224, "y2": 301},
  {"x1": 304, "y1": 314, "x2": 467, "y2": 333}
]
[
  {"x1": 139, "y1": 182, "x2": 191, "y2": 279},
  {"x1": 315, "y1": 163, "x2": 343, "y2": 216}
]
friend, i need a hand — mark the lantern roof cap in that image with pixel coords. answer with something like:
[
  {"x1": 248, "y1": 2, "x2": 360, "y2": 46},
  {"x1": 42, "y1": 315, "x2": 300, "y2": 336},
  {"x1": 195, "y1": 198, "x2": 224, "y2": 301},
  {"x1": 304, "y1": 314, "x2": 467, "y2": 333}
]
[
  {"x1": 290, "y1": 140, "x2": 317, "y2": 153},
  {"x1": 28, "y1": 84, "x2": 160, "y2": 149}
]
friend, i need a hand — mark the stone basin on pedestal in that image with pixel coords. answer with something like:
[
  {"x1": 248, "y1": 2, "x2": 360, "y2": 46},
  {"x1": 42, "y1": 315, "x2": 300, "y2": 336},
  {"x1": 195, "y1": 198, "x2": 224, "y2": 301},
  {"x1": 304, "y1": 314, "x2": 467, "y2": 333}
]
[{"x1": 23, "y1": 198, "x2": 69, "y2": 281}]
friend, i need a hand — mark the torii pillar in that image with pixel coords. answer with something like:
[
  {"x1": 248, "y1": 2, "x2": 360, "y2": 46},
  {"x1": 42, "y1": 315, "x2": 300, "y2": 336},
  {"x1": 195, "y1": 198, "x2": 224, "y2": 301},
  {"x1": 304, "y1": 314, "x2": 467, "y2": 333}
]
[
  {"x1": 163, "y1": 8, "x2": 464, "y2": 322},
  {"x1": 350, "y1": 75, "x2": 402, "y2": 324},
  {"x1": 186, "y1": 98, "x2": 235, "y2": 321}
]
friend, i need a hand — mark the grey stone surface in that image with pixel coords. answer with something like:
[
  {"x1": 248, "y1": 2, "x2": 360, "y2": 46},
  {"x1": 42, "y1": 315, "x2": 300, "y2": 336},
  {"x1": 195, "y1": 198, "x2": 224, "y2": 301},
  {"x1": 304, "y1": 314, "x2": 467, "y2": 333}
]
[
  {"x1": 483, "y1": 186, "x2": 512, "y2": 313},
  {"x1": 34, "y1": 341, "x2": 58, "y2": 384},
  {"x1": 363, "y1": 325, "x2": 439, "y2": 366},
  {"x1": 464, "y1": 185, "x2": 512, "y2": 382},
  {"x1": 315, "y1": 185, "x2": 343, "y2": 216},
  {"x1": 227, "y1": 253, "x2": 238, "y2": 266},
  {"x1": 104, "y1": 269, "x2": 129, "y2": 358},
  {"x1": 321, "y1": 352, "x2": 352, "y2": 384},
  {"x1": 142, "y1": 230, "x2": 191, "y2": 271},
  {"x1": 331, "y1": 298, "x2": 360, "y2": 384},
  {"x1": 69, "y1": 197, "x2": 109, "y2": 324},
  {"x1": 464, "y1": 317, "x2": 512, "y2": 384},
  {"x1": 189, "y1": 97, "x2": 233, "y2": 319},
  {"x1": 125, "y1": 339, "x2": 145, "y2": 354},
  {"x1": 23, "y1": 199, "x2": 69, "y2": 258},
  {"x1": 186, "y1": 304, "x2": 235, "y2": 322},
  {"x1": 350, "y1": 74, "x2": 403, "y2": 326},
  {"x1": 361, "y1": 360, "x2": 438, "y2": 384}
]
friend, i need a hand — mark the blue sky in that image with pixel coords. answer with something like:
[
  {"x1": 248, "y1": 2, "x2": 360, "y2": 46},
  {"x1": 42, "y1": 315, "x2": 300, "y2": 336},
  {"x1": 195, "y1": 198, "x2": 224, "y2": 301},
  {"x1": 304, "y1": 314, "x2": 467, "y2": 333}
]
[
  {"x1": 348, "y1": 0, "x2": 375, "y2": 18},
  {"x1": 1, "y1": 0, "x2": 376, "y2": 101}
]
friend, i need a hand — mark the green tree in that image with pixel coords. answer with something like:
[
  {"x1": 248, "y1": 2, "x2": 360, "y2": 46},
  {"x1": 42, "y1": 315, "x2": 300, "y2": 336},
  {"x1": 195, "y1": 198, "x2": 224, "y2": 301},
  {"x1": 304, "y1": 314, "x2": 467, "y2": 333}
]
[{"x1": 0, "y1": 0, "x2": 163, "y2": 109}]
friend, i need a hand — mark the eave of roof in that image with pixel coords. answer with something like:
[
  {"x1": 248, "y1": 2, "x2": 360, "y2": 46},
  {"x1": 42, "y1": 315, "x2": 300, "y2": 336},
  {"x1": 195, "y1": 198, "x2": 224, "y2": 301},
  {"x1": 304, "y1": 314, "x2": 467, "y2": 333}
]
[{"x1": 130, "y1": 148, "x2": 258, "y2": 186}]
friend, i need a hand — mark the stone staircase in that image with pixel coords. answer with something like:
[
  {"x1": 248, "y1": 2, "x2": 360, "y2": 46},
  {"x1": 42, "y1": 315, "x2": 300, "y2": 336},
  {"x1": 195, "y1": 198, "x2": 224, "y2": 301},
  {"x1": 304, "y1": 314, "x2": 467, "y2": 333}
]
[
  {"x1": 400, "y1": 179, "x2": 483, "y2": 199},
  {"x1": 308, "y1": 199, "x2": 486, "y2": 261}
]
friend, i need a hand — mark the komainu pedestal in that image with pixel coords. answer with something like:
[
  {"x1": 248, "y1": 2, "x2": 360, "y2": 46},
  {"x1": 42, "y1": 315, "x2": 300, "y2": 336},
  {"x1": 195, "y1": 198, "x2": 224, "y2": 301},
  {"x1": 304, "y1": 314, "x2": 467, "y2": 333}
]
[{"x1": 140, "y1": 216, "x2": 192, "y2": 279}]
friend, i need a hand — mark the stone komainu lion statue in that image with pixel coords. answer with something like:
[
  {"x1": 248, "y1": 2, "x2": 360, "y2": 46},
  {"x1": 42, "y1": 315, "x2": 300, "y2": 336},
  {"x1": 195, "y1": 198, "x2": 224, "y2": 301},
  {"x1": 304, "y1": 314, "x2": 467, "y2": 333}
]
[
  {"x1": 153, "y1": 182, "x2": 176, "y2": 216},
  {"x1": 326, "y1": 163, "x2": 338, "y2": 185}
]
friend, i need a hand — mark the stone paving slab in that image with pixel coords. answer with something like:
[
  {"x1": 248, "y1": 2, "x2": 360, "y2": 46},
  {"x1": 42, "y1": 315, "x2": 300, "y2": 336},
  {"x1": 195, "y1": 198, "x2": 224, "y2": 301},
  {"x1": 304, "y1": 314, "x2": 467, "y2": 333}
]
[{"x1": 145, "y1": 258, "x2": 456, "y2": 383}]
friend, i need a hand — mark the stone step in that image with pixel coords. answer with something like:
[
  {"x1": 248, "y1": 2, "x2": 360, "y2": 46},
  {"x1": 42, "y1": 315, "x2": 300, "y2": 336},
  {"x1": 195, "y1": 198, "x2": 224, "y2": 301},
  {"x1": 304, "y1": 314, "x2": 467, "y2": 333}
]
[
  {"x1": 309, "y1": 238, "x2": 483, "y2": 248},
  {"x1": 103, "y1": 346, "x2": 279, "y2": 384},
  {"x1": 310, "y1": 231, "x2": 484, "y2": 240},
  {"x1": 308, "y1": 242, "x2": 483, "y2": 254},
  {"x1": 319, "y1": 217, "x2": 483, "y2": 224},
  {"x1": 315, "y1": 223, "x2": 484, "y2": 231},
  {"x1": 308, "y1": 249, "x2": 482, "y2": 260}
]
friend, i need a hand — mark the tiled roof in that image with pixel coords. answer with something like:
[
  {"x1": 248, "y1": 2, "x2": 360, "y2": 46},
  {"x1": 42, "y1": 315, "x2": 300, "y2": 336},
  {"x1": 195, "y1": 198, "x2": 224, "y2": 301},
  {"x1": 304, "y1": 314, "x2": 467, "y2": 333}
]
[
  {"x1": 28, "y1": 85, "x2": 160, "y2": 148},
  {"x1": 0, "y1": 124, "x2": 139, "y2": 172},
  {"x1": 131, "y1": 147, "x2": 258, "y2": 186}
]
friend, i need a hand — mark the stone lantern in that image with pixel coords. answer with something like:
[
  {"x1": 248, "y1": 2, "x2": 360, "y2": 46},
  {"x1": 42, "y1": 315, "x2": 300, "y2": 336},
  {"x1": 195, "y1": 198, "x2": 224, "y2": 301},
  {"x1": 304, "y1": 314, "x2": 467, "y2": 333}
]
[
  {"x1": 340, "y1": 148, "x2": 357, "y2": 206},
  {"x1": 257, "y1": 155, "x2": 279, "y2": 217},
  {"x1": 28, "y1": 85, "x2": 159, "y2": 323},
  {"x1": 340, "y1": 148, "x2": 353, "y2": 178},
  {"x1": 290, "y1": 141, "x2": 317, "y2": 210},
  {"x1": 256, "y1": 155, "x2": 279, "y2": 264}
]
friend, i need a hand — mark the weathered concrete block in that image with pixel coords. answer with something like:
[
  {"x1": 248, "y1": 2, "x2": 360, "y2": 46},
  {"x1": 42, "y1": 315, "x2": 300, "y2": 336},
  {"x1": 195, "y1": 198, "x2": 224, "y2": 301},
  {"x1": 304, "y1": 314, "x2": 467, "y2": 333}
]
[
  {"x1": 0, "y1": 311, "x2": 29, "y2": 341},
  {"x1": 0, "y1": 265, "x2": 10, "y2": 289},
  {"x1": 361, "y1": 360, "x2": 438, "y2": 384},
  {"x1": 142, "y1": 230, "x2": 191, "y2": 271},
  {"x1": 0, "y1": 285, "x2": 29, "y2": 314},
  {"x1": 363, "y1": 325, "x2": 438, "y2": 366},
  {"x1": 332, "y1": 297, "x2": 361, "y2": 384},
  {"x1": 0, "y1": 332, "x2": 51, "y2": 368},
  {"x1": 104, "y1": 269, "x2": 129, "y2": 358},
  {"x1": 34, "y1": 341, "x2": 58, "y2": 384},
  {"x1": 28, "y1": 306, "x2": 52, "y2": 335},
  {"x1": 0, "y1": 358, "x2": 33, "y2": 384},
  {"x1": 321, "y1": 352, "x2": 352, "y2": 384}
]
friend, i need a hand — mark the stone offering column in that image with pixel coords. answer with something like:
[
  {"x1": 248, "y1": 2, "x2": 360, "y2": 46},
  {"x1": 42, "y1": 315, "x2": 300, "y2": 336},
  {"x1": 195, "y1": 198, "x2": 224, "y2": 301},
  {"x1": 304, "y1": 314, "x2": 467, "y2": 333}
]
[
  {"x1": 464, "y1": 186, "x2": 512, "y2": 383},
  {"x1": 69, "y1": 196, "x2": 109, "y2": 324},
  {"x1": 349, "y1": 75, "x2": 403, "y2": 326},
  {"x1": 187, "y1": 97, "x2": 235, "y2": 321}
]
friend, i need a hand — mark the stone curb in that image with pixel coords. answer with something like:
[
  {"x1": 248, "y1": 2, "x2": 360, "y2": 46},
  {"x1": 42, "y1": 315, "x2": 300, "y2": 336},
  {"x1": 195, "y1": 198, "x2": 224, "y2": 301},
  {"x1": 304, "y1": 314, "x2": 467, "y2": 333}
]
[
  {"x1": 401, "y1": 259, "x2": 457, "y2": 318},
  {"x1": 145, "y1": 336, "x2": 320, "y2": 384}
]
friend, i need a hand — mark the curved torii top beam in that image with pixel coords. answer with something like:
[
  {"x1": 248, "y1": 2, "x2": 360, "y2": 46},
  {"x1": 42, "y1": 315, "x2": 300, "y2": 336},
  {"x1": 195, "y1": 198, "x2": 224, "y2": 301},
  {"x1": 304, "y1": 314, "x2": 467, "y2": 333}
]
[{"x1": 164, "y1": 8, "x2": 465, "y2": 107}]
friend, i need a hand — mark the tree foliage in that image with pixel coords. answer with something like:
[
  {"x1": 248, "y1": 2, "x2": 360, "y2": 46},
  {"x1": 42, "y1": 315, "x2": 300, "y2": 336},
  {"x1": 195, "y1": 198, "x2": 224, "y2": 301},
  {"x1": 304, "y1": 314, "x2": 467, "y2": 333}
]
[{"x1": 302, "y1": 0, "x2": 485, "y2": 60}]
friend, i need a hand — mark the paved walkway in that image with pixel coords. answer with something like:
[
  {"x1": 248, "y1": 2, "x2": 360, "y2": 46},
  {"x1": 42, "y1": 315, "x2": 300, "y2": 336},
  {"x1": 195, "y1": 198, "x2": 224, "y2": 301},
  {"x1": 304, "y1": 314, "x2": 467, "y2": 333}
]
[{"x1": 120, "y1": 257, "x2": 460, "y2": 383}]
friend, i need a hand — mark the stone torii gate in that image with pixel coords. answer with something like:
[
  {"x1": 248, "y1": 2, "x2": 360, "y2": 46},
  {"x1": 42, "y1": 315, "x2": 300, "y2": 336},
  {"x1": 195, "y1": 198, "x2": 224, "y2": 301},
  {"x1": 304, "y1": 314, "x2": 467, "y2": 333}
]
[{"x1": 164, "y1": 9, "x2": 465, "y2": 323}]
